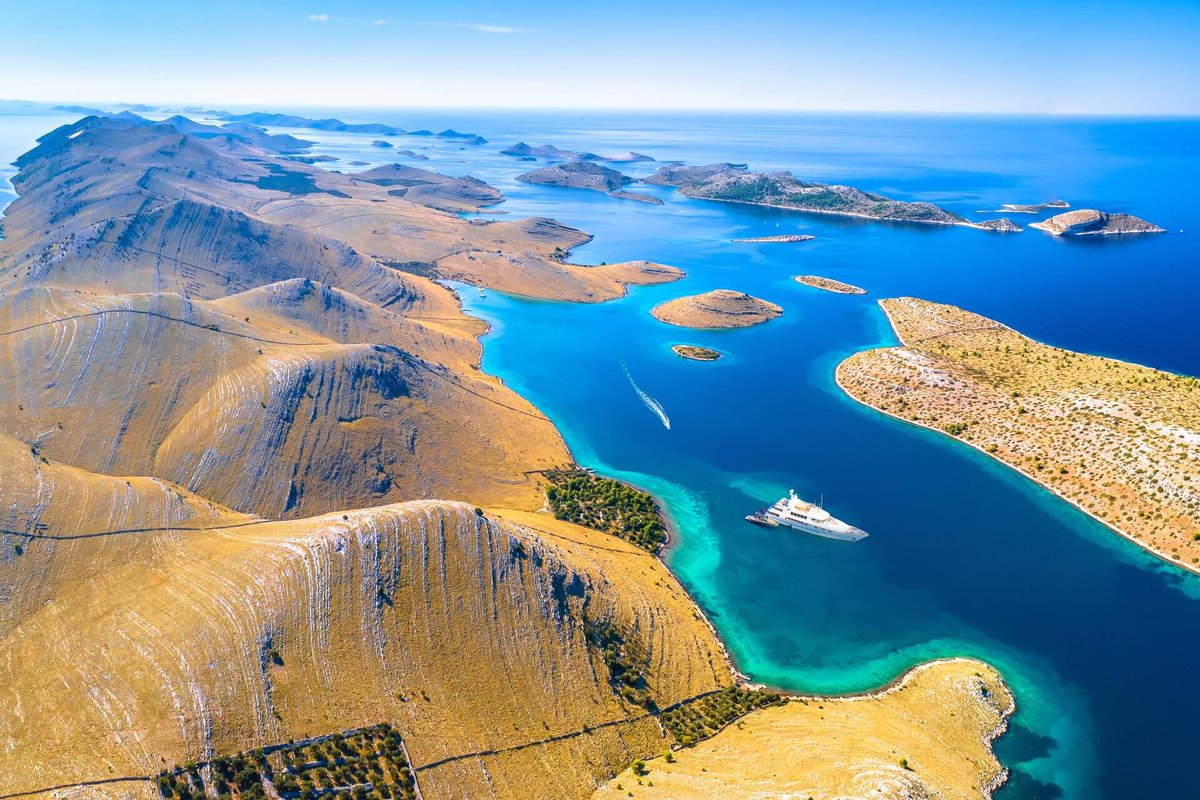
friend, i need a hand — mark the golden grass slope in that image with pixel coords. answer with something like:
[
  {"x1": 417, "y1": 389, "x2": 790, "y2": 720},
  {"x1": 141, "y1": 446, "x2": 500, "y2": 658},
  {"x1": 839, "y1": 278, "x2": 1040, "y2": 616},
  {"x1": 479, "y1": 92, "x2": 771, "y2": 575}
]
[
  {"x1": 0, "y1": 491, "x2": 728, "y2": 798},
  {"x1": 0, "y1": 117, "x2": 676, "y2": 305},
  {"x1": 593, "y1": 659, "x2": 1013, "y2": 800},
  {"x1": 838, "y1": 297, "x2": 1200, "y2": 572},
  {"x1": 0, "y1": 285, "x2": 564, "y2": 517}
]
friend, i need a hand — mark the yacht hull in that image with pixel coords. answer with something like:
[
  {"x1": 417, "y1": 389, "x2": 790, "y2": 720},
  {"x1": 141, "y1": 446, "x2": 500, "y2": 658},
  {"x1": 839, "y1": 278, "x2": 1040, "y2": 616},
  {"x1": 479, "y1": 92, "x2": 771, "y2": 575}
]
[{"x1": 768, "y1": 516, "x2": 868, "y2": 542}]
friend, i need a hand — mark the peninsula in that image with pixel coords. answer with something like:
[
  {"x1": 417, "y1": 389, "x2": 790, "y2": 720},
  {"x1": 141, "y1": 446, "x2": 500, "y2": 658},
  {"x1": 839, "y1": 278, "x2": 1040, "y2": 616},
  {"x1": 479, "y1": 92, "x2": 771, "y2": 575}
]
[
  {"x1": 796, "y1": 275, "x2": 867, "y2": 294},
  {"x1": 1030, "y1": 209, "x2": 1165, "y2": 236},
  {"x1": 652, "y1": 289, "x2": 783, "y2": 329},
  {"x1": 517, "y1": 160, "x2": 664, "y2": 204},
  {"x1": 594, "y1": 659, "x2": 1013, "y2": 800},
  {"x1": 837, "y1": 298, "x2": 1200, "y2": 572}
]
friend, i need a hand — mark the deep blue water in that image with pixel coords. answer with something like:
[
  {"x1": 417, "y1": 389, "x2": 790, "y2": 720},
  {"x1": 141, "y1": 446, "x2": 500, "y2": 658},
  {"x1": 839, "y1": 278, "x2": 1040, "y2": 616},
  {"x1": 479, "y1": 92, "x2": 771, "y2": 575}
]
[{"x1": 4, "y1": 103, "x2": 1199, "y2": 799}]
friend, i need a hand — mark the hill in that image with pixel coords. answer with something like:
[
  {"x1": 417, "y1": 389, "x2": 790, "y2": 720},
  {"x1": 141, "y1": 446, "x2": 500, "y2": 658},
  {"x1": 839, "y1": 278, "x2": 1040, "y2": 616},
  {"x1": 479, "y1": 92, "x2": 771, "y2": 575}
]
[{"x1": 651, "y1": 289, "x2": 782, "y2": 329}]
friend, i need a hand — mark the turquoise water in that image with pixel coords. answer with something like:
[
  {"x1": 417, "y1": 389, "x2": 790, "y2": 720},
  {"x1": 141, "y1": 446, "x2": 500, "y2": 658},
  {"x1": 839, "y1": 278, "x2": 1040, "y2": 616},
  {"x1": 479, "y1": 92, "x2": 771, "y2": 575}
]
[{"x1": 4, "y1": 104, "x2": 1200, "y2": 798}]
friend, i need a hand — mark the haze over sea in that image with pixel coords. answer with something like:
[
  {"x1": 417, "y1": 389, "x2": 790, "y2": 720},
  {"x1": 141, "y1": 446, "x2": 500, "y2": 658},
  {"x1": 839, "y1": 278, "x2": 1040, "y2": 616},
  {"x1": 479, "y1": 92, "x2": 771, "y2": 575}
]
[{"x1": 2, "y1": 103, "x2": 1198, "y2": 799}]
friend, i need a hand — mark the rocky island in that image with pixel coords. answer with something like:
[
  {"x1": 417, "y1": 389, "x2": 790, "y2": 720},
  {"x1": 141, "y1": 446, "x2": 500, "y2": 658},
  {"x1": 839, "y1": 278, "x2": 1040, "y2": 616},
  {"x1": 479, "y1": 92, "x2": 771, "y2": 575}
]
[
  {"x1": 795, "y1": 275, "x2": 867, "y2": 294},
  {"x1": 732, "y1": 233, "x2": 815, "y2": 243},
  {"x1": 838, "y1": 297, "x2": 1200, "y2": 573},
  {"x1": 976, "y1": 218, "x2": 1024, "y2": 232},
  {"x1": 603, "y1": 151, "x2": 654, "y2": 162},
  {"x1": 997, "y1": 200, "x2": 1070, "y2": 214},
  {"x1": 646, "y1": 164, "x2": 1031, "y2": 231},
  {"x1": 517, "y1": 160, "x2": 664, "y2": 204},
  {"x1": 672, "y1": 344, "x2": 723, "y2": 361},
  {"x1": 502, "y1": 141, "x2": 598, "y2": 160},
  {"x1": 676, "y1": 169, "x2": 968, "y2": 224},
  {"x1": 213, "y1": 111, "x2": 487, "y2": 143},
  {"x1": 1030, "y1": 208, "x2": 1165, "y2": 236},
  {"x1": 652, "y1": 289, "x2": 783, "y2": 329}
]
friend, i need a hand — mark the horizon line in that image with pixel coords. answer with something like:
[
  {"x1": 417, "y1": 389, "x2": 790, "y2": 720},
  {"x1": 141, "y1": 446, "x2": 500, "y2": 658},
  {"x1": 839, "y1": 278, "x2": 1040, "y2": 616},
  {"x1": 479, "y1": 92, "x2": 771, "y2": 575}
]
[{"x1": 11, "y1": 98, "x2": 1200, "y2": 120}]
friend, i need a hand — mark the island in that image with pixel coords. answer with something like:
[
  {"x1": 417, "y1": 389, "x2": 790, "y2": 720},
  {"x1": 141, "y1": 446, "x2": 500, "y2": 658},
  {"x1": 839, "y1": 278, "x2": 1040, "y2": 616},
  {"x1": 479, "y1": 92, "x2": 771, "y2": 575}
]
[
  {"x1": 837, "y1": 297, "x2": 1200, "y2": 573},
  {"x1": 1030, "y1": 208, "x2": 1165, "y2": 236},
  {"x1": 371, "y1": 139, "x2": 394, "y2": 148},
  {"x1": 437, "y1": 128, "x2": 488, "y2": 145},
  {"x1": 502, "y1": 141, "x2": 599, "y2": 160},
  {"x1": 732, "y1": 233, "x2": 815, "y2": 243},
  {"x1": 603, "y1": 151, "x2": 654, "y2": 162},
  {"x1": 997, "y1": 200, "x2": 1070, "y2": 214},
  {"x1": 672, "y1": 344, "x2": 723, "y2": 361},
  {"x1": 517, "y1": 160, "x2": 664, "y2": 204},
  {"x1": 652, "y1": 289, "x2": 783, "y2": 329},
  {"x1": 645, "y1": 164, "x2": 1035, "y2": 231},
  {"x1": 795, "y1": 275, "x2": 867, "y2": 294},
  {"x1": 976, "y1": 218, "x2": 1023, "y2": 232},
  {"x1": 210, "y1": 110, "x2": 488, "y2": 143}
]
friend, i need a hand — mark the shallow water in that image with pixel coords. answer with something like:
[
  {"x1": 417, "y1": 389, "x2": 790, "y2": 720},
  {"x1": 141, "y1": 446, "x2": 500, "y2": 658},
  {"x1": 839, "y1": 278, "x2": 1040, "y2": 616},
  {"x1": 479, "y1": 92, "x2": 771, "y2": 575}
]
[{"x1": 4, "y1": 103, "x2": 1200, "y2": 799}]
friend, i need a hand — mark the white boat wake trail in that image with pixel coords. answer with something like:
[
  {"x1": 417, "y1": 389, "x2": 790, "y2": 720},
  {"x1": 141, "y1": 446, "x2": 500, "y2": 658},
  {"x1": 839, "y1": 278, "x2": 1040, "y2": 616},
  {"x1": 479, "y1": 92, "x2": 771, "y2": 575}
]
[{"x1": 621, "y1": 360, "x2": 670, "y2": 430}]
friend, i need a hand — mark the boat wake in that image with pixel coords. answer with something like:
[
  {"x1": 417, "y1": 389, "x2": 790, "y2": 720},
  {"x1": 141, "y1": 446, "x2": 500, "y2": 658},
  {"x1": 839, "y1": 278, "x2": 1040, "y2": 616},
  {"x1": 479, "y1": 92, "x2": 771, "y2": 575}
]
[{"x1": 621, "y1": 361, "x2": 670, "y2": 430}]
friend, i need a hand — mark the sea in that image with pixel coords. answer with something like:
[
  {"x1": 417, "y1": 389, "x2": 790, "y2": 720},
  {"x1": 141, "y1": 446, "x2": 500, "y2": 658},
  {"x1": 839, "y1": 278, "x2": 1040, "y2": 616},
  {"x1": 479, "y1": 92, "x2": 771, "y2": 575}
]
[{"x1": 2, "y1": 101, "x2": 1198, "y2": 799}]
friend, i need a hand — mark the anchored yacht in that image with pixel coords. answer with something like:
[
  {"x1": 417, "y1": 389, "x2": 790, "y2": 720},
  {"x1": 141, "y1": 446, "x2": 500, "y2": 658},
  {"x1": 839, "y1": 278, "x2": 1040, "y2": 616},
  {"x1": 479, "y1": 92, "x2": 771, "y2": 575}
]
[{"x1": 745, "y1": 491, "x2": 868, "y2": 542}]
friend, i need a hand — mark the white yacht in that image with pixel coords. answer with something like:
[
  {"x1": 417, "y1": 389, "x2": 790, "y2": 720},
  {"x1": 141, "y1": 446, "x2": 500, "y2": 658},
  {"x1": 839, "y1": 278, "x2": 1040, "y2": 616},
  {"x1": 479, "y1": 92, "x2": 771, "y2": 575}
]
[{"x1": 746, "y1": 491, "x2": 868, "y2": 542}]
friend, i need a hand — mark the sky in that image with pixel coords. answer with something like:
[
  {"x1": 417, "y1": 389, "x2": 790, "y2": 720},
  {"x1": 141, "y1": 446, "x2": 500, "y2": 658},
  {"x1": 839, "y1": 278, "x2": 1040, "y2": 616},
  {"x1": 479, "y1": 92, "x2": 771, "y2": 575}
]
[{"x1": 2, "y1": 0, "x2": 1198, "y2": 115}]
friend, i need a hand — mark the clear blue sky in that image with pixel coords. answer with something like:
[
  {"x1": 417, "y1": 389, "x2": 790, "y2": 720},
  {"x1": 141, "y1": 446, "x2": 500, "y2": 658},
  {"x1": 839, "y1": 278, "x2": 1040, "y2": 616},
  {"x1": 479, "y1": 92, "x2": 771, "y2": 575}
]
[{"x1": 3, "y1": 0, "x2": 1198, "y2": 114}]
